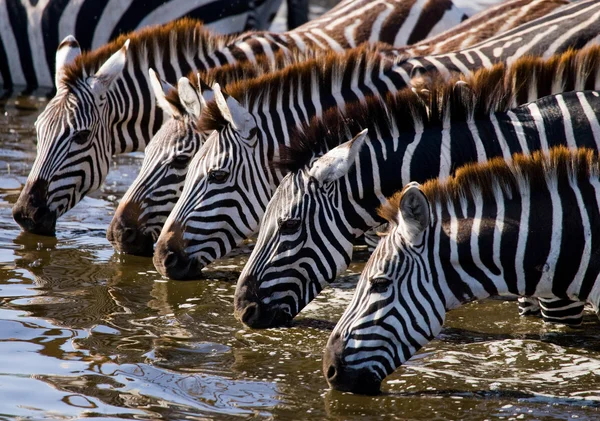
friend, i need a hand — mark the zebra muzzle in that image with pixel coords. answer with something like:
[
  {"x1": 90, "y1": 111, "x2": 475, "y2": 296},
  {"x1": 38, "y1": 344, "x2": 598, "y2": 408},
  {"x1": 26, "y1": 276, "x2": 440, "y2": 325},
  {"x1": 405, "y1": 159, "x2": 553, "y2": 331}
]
[
  {"x1": 153, "y1": 223, "x2": 203, "y2": 280},
  {"x1": 323, "y1": 334, "x2": 382, "y2": 395},
  {"x1": 12, "y1": 179, "x2": 57, "y2": 236},
  {"x1": 107, "y1": 202, "x2": 155, "y2": 256}
]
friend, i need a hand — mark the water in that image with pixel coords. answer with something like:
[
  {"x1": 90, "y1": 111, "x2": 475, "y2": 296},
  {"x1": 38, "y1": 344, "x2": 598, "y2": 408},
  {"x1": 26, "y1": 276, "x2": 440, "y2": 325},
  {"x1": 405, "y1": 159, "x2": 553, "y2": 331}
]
[{"x1": 2, "y1": 96, "x2": 600, "y2": 420}]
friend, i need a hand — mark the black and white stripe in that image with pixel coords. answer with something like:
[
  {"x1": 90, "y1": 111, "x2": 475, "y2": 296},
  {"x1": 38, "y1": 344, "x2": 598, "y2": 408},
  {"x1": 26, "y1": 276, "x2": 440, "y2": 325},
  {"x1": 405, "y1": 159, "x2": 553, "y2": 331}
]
[
  {"x1": 233, "y1": 70, "x2": 600, "y2": 328},
  {"x1": 0, "y1": 0, "x2": 288, "y2": 93},
  {"x1": 110, "y1": 0, "x2": 564, "y2": 258},
  {"x1": 14, "y1": 0, "x2": 502, "y2": 237},
  {"x1": 153, "y1": 0, "x2": 600, "y2": 281},
  {"x1": 323, "y1": 145, "x2": 600, "y2": 394}
]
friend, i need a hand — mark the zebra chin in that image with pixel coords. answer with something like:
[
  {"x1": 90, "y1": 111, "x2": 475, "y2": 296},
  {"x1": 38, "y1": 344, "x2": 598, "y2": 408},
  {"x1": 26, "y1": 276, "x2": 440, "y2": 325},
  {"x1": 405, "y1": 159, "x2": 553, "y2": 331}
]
[
  {"x1": 12, "y1": 179, "x2": 57, "y2": 237},
  {"x1": 322, "y1": 334, "x2": 382, "y2": 395},
  {"x1": 153, "y1": 222, "x2": 204, "y2": 280}
]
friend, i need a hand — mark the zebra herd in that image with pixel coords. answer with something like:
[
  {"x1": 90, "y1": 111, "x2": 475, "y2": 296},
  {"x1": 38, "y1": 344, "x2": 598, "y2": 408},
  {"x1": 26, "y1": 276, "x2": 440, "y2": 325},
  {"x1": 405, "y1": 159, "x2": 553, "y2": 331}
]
[{"x1": 10, "y1": 0, "x2": 600, "y2": 395}]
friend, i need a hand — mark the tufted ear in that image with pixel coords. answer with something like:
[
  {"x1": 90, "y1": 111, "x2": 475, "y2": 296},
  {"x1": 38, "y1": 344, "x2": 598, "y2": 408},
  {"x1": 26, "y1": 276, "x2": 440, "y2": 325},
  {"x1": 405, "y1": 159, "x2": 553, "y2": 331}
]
[
  {"x1": 398, "y1": 182, "x2": 430, "y2": 244},
  {"x1": 177, "y1": 76, "x2": 205, "y2": 119},
  {"x1": 308, "y1": 129, "x2": 368, "y2": 185},
  {"x1": 55, "y1": 35, "x2": 81, "y2": 88},
  {"x1": 212, "y1": 83, "x2": 255, "y2": 140},
  {"x1": 88, "y1": 39, "x2": 130, "y2": 95},
  {"x1": 149, "y1": 68, "x2": 181, "y2": 118}
]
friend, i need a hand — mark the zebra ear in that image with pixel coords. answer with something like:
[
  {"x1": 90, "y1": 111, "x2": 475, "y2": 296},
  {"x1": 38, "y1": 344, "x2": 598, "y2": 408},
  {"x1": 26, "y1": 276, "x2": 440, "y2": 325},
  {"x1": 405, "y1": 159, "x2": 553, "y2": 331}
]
[
  {"x1": 212, "y1": 83, "x2": 255, "y2": 141},
  {"x1": 88, "y1": 39, "x2": 130, "y2": 94},
  {"x1": 55, "y1": 35, "x2": 81, "y2": 87},
  {"x1": 177, "y1": 76, "x2": 204, "y2": 119},
  {"x1": 399, "y1": 183, "x2": 430, "y2": 243},
  {"x1": 149, "y1": 69, "x2": 181, "y2": 118},
  {"x1": 309, "y1": 129, "x2": 368, "y2": 185}
]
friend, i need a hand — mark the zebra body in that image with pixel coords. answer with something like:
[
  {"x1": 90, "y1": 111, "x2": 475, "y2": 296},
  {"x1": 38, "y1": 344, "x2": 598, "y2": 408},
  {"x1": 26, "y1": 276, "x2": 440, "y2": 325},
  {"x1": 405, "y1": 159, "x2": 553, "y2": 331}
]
[
  {"x1": 153, "y1": 0, "x2": 600, "y2": 281},
  {"x1": 0, "y1": 0, "x2": 287, "y2": 92},
  {"x1": 324, "y1": 146, "x2": 600, "y2": 395},
  {"x1": 13, "y1": 0, "x2": 503, "y2": 237},
  {"x1": 233, "y1": 54, "x2": 600, "y2": 328},
  {"x1": 108, "y1": 0, "x2": 565, "y2": 258}
]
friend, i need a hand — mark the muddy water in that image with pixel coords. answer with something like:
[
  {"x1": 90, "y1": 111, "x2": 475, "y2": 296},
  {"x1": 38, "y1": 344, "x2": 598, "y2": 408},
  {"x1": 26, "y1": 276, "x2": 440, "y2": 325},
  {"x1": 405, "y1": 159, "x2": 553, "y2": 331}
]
[{"x1": 2, "y1": 93, "x2": 600, "y2": 420}]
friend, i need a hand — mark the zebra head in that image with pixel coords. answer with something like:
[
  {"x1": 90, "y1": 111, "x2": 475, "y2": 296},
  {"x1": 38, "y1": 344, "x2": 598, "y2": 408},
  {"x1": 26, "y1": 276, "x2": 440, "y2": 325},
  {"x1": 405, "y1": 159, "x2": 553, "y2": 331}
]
[
  {"x1": 234, "y1": 130, "x2": 369, "y2": 328},
  {"x1": 13, "y1": 36, "x2": 129, "y2": 236},
  {"x1": 107, "y1": 71, "x2": 207, "y2": 256},
  {"x1": 323, "y1": 183, "x2": 443, "y2": 395},
  {"x1": 153, "y1": 83, "x2": 261, "y2": 279}
]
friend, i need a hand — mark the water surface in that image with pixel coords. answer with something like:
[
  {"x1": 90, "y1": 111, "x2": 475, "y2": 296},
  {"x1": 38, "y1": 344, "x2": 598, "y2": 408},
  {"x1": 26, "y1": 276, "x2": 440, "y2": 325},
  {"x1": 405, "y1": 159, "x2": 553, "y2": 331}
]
[{"x1": 1, "y1": 90, "x2": 600, "y2": 420}]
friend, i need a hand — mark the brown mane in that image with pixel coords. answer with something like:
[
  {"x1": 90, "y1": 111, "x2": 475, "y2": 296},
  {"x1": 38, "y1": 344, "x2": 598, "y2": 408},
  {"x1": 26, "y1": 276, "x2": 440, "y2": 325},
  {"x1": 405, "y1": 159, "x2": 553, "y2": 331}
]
[
  {"x1": 61, "y1": 17, "x2": 238, "y2": 87},
  {"x1": 163, "y1": 48, "x2": 318, "y2": 117},
  {"x1": 379, "y1": 147, "x2": 599, "y2": 223},
  {"x1": 272, "y1": 44, "x2": 600, "y2": 174},
  {"x1": 198, "y1": 43, "x2": 394, "y2": 132}
]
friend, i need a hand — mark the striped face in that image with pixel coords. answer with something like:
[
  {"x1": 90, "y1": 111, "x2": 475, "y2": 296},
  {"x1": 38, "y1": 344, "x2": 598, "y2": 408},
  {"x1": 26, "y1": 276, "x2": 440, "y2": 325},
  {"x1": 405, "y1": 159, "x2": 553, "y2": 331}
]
[
  {"x1": 153, "y1": 102, "x2": 263, "y2": 279},
  {"x1": 13, "y1": 83, "x2": 111, "y2": 236},
  {"x1": 13, "y1": 38, "x2": 128, "y2": 236},
  {"x1": 234, "y1": 165, "x2": 355, "y2": 327},
  {"x1": 324, "y1": 187, "x2": 444, "y2": 394},
  {"x1": 107, "y1": 116, "x2": 204, "y2": 256},
  {"x1": 234, "y1": 131, "x2": 369, "y2": 328}
]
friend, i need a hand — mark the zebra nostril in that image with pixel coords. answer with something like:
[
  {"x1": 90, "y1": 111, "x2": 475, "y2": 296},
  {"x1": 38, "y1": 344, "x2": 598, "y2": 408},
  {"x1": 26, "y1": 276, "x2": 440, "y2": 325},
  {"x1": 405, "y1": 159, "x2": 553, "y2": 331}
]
[
  {"x1": 326, "y1": 365, "x2": 337, "y2": 381},
  {"x1": 122, "y1": 227, "x2": 137, "y2": 243},
  {"x1": 164, "y1": 251, "x2": 179, "y2": 269},
  {"x1": 241, "y1": 302, "x2": 260, "y2": 327}
]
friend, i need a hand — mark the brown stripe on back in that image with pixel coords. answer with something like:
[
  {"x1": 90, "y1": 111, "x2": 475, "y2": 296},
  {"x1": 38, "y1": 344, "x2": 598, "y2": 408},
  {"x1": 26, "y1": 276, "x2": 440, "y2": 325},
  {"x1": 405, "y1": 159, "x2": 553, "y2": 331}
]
[
  {"x1": 379, "y1": 0, "x2": 416, "y2": 45},
  {"x1": 406, "y1": 0, "x2": 454, "y2": 46}
]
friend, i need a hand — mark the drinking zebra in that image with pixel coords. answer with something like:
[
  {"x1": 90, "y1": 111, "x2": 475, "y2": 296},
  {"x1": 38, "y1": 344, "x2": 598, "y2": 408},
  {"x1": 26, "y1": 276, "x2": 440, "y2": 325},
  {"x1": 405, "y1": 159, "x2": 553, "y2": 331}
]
[
  {"x1": 108, "y1": 0, "x2": 567, "y2": 257},
  {"x1": 13, "y1": 0, "x2": 494, "y2": 236},
  {"x1": 153, "y1": 0, "x2": 600, "y2": 281},
  {"x1": 233, "y1": 48, "x2": 600, "y2": 329},
  {"x1": 0, "y1": 0, "x2": 287, "y2": 93},
  {"x1": 323, "y1": 146, "x2": 600, "y2": 395}
]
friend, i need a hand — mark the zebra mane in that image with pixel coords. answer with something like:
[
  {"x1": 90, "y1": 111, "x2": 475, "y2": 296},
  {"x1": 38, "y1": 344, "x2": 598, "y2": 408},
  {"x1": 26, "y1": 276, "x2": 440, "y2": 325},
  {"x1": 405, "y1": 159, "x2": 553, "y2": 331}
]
[
  {"x1": 62, "y1": 17, "x2": 237, "y2": 87},
  {"x1": 378, "y1": 147, "x2": 599, "y2": 224},
  {"x1": 164, "y1": 48, "x2": 318, "y2": 116},
  {"x1": 198, "y1": 43, "x2": 396, "y2": 132},
  {"x1": 275, "y1": 44, "x2": 600, "y2": 173}
]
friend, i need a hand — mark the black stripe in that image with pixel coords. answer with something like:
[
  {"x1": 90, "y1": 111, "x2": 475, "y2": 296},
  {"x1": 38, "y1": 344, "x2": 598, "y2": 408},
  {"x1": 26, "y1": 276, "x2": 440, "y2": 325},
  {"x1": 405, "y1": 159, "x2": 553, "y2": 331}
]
[
  {"x1": 6, "y1": 0, "x2": 38, "y2": 89},
  {"x1": 75, "y1": 0, "x2": 109, "y2": 50}
]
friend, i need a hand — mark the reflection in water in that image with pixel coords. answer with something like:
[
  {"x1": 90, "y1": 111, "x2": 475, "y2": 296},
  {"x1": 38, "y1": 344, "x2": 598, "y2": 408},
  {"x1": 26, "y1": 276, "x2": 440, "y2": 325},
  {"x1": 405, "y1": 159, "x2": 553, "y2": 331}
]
[{"x1": 2, "y1": 83, "x2": 600, "y2": 420}]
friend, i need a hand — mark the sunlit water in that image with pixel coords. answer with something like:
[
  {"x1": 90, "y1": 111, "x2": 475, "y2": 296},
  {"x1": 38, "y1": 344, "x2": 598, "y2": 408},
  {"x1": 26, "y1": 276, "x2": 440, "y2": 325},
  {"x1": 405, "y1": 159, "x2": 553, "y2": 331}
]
[{"x1": 2, "y1": 81, "x2": 600, "y2": 420}]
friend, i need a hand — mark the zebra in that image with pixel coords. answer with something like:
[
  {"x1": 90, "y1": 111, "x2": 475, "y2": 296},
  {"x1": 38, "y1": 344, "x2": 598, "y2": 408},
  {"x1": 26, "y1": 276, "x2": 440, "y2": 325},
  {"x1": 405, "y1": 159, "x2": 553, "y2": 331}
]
[
  {"x1": 106, "y1": 51, "x2": 310, "y2": 256},
  {"x1": 0, "y1": 0, "x2": 288, "y2": 93},
  {"x1": 107, "y1": 0, "x2": 565, "y2": 257},
  {"x1": 12, "y1": 0, "x2": 494, "y2": 237},
  {"x1": 233, "y1": 49, "x2": 600, "y2": 329},
  {"x1": 323, "y1": 146, "x2": 600, "y2": 395},
  {"x1": 153, "y1": 0, "x2": 600, "y2": 281}
]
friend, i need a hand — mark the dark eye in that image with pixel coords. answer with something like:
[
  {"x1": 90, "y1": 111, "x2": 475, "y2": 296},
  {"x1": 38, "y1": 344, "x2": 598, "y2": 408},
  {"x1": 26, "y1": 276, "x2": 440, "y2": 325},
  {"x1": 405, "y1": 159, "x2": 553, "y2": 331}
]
[
  {"x1": 370, "y1": 277, "x2": 392, "y2": 293},
  {"x1": 208, "y1": 169, "x2": 228, "y2": 183},
  {"x1": 278, "y1": 218, "x2": 301, "y2": 235},
  {"x1": 171, "y1": 155, "x2": 191, "y2": 170},
  {"x1": 72, "y1": 130, "x2": 91, "y2": 145}
]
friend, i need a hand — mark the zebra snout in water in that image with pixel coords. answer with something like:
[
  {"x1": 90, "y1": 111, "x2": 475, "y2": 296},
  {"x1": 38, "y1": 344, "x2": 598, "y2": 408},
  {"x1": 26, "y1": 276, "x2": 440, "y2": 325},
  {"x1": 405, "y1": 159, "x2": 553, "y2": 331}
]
[
  {"x1": 322, "y1": 333, "x2": 382, "y2": 395},
  {"x1": 234, "y1": 279, "x2": 293, "y2": 329},
  {"x1": 107, "y1": 202, "x2": 155, "y2": 257},
  {"x1": 12, "y1": 179, "x2": 57, "y2": 236},
  {"x1": 153, "y1": 222, "x2": 203, "y2": 280}
]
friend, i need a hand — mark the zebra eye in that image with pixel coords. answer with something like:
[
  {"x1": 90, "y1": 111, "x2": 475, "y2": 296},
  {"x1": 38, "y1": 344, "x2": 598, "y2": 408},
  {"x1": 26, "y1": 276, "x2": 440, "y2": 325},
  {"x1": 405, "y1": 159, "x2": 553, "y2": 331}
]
[
  {"x1": 171, "y1": 155, "x2": 191, "y2": 170},
  {"x1": 370, "y1": 277, "x2": 392, "y2": 293},
  {"x1": 72, "y1": 130, "x2": 91, "y2": 145},
  {"x1": 278, "y1": 218, "x2": 301, "y2": 235},
  {"x1": 208, "y1": 169, "x2": 229, "y2": 183}
]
